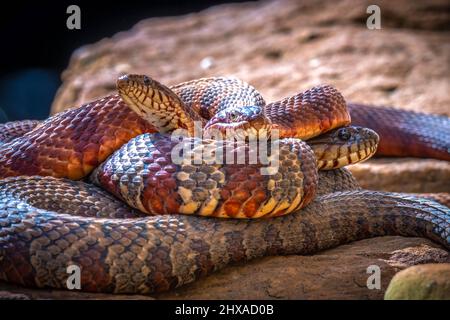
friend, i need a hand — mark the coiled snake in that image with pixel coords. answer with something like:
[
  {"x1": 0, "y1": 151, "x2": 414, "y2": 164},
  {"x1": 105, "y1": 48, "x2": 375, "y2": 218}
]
[{"x1": 0, "y1": 75, "x2": 448, "y2": 294}]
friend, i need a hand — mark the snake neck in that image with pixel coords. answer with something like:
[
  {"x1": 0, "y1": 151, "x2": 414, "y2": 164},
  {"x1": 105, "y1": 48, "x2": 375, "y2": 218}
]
[
  {"x1": 263, "y1": 85, "x2": 351, "y2": 139},
  {"x1": 316, "y1": 168, "x2": 361, "y2": 196},
  {"x1": 170, "y1": 76, "x2": 266, "y2": 118}
]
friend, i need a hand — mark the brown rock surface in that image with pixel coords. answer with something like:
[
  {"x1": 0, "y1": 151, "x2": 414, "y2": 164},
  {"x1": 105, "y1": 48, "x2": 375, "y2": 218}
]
[
  {"x1": 349, "y1": 158, "x2": 450, "y2": 193},
  {"x1": 1, "y1": 236, "x2": 448, "y2": 300},
  {"x1": 4, "y1": 0, "x2": 447, "y2": 300},
  {"x1": 384, "y1": 263, "x2": 450, "y2": 300}
]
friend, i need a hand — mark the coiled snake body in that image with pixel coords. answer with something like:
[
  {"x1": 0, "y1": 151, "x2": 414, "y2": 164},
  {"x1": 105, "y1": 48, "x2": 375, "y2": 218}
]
[{"x1": 0, "y1": 76, "x2": 448, "y2": 294}]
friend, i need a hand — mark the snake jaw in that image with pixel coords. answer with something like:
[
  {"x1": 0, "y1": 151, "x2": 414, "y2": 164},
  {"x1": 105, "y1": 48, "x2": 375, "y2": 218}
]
[
  {"x1": 307, "y1": 126, "x2": 380, "y2": 169},
  {"x1": 204, "y1": 105, "x2": 273, "y2": 140}
]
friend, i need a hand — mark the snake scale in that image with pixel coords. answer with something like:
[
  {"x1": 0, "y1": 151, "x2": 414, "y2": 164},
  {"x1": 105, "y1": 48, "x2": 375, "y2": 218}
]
[{"x1": 0, "y1": 75, "x2": 449, "y2": 294}]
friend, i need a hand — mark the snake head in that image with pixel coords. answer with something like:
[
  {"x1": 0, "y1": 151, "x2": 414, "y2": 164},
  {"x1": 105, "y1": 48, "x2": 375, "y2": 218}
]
[
  {"x1": 204, "y1": 105, "x2": 273, "y2": 139},
  {"x1": 307, "y1": 126, "x2": 379, "y2": 169},
  {"x1": 117, "y1": 74, "x2": 177, "y2": 103},
  {"x1": 117, "y1": 74, "x2": 200, "y2": 134}
]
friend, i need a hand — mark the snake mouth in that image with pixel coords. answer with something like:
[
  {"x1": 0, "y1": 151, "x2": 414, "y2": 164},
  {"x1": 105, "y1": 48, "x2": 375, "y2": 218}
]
[
  {"x1": 117, "y1": 74, "x2": 167, "y2": 118},
  {"x1": 117, "y1": 74, "x2": 151, "y2": 103},
  {"x1": 316, "y1": 139, "x2": 379, "y2": 170},
  {"x1": 204, "y1": 105, "x2": 274, "y2": 140},
  {"x1": 307, "y1": 126, "x2": 380, "y2": 170}
]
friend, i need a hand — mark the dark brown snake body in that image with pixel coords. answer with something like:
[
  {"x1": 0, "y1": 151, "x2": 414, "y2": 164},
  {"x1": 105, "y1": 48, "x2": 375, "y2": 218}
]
[
  {"x1": 0, "y1": 76, "x2": 448, "y2": 294},
  {"x1": 348, "y1": 103, "x2": 450, "y2": 161},
  {"x1": 0, "y1": 170, "x2": 448, "y2": 293}
]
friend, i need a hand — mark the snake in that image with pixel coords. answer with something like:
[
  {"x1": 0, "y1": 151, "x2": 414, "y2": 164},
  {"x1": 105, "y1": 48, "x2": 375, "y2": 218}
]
[
  {"x1": 348, "y1": 103, "x2": 450, "y2": 161},
  {"x1": 0, "y1": 75, "x2": 449, "y2": 294}
]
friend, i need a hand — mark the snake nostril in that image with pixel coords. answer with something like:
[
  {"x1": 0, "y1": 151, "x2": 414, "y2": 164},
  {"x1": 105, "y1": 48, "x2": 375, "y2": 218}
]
[
  {"x1": 118, "y1": 74, "x2": 129, "y2": 82},
  {"x1": 117, "y1": 75, "x2": 130, "y2": 90}
]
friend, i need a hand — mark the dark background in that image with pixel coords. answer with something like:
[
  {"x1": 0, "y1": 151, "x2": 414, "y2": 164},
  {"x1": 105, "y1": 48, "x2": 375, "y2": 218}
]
[{"x1": 0, "y1": 0, "x2": 252, "y2": 122}]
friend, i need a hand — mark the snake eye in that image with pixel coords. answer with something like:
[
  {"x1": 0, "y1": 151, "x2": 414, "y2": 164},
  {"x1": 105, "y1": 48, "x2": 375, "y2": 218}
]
[
  {"x1": 143, "y1": 76, "x2": 151, "y2": 86},
  {"x1": 337, "y1": 128, "x2": 351, "y2": 140},
  {"x1": 229, "y1": 111, "x2": 240, "y2": 121}
]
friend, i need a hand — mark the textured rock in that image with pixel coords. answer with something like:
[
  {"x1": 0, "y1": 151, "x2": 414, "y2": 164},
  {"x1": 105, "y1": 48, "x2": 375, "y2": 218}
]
[
  {"x1": 0, "y1": 236, "x2": 448, "y2": 300},
  {"x1": 384, "y1": 263, "x2": 450, "y2": 300},
  {"x1": 349, "y1": 158, "x2": 450, "y2": 193},
  {"x1": 5, "y1": 0, "x2": 447, "y2": 300}
]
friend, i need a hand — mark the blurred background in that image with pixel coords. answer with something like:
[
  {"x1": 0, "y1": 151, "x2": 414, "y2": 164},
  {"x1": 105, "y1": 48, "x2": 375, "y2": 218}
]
[
  {"x1": 1, "y1": 0, "x2": 448, "y2": 123},
  {"x1": 0, "y1": 0, "x2": 251, "y2": 122}
]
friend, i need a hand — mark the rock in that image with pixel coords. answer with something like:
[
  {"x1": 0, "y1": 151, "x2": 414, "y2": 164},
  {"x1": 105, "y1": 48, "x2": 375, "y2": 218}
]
[
  {"x1": 49, "y1": 0, "x2": 450, "y2": 194},
  {"x1": 0, "y1": 236, "x2": 448, "y2": 300},
  {"x1": 0, "y1": 291, "x2": 30, "y2": 300},
  {"x1": 384, "y1": 263, "x2": 450, "y2": 300},
  {"x1": 0, "y1": 285, "x2": 154, "y2": 300},
  {"x1": 349, "y1": 158, "x2": 450, "y2": 193}
]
